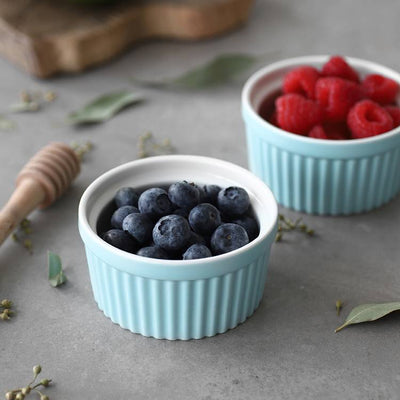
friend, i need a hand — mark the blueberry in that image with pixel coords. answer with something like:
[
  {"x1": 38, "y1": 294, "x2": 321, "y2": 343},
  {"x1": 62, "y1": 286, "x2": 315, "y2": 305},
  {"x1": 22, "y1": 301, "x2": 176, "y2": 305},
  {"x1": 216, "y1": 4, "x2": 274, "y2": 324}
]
[
  {"x1": 111, "y1": 206, "x2": 139, "y2": 229},
  {"x1": 173, "y1": 208, "x2": 190, "y2": 218},
  {"x1": 168, "y1": 182, "x2": 200, "y2": 209},
  {"x1": 210, "y1": 223, "x2": 249, "y2": 255},
  {"x1": 137, "y1": 246, "x2": 170, "y2": 259},
  {"x1": 138, "y1": 188, "x2": 174, "y2": 220},
  {"x1": 114, "y1": 187, "x2": 139, "y2": 208},
  {"x1": 231, "y1": 215, "x2": 259, "y2": 241},
  {"x1": 195, "y1": 184, "x2": 206, "y2": 202},
  {"x1": 200, "y1": 184, "x2": 221, "y2": 205},
  {"x1": 186, "y1": 231, "x2": 207, "y2": 247},
  {"x1": 102, "y1": 229, "x2": 138, "y2": 253},
  {"x1": 153, "y1": 215, "x2": 191, "y2": 252},
  {"x1": 183, "y1": 244, "x2": 212, "y2": 260},
  {"x1": 217, "y1": 187, "x2": 250, "y2": 216},
  {"x1": 188, "y1": 203, "x2": 221, "y2": 235},
  {"x1": 122, "y1": 213, "x2": 154, "y2": 244}
]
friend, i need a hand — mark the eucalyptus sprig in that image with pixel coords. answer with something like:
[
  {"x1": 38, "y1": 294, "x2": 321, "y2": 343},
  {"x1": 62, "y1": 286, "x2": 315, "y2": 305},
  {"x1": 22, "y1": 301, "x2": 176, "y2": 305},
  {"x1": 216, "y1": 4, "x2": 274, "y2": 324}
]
[
  {"x1": 48, "y1": 251, "x2": 67, "y2": 288},
  {"x1": 10, "y1": 90, "x2": 56, "y2": 113},
  {"x1": 275, "y1": 214, "x2": 314, "y2": 242},
  {"x1": 67, "y1": 90, "x2": 143, "y2": 125},
  {"x1": 132, "y1": 53, "x2": 266, "y2": 90},
  {"x1": 5, "y1": 365, "x2": 52, "y2": 400},
  {"x1": 11, "y1": 218, "x2": 33, "y2": 253},
  {"x1": 335, "y1": 302, "x2": 400, "y2": 332},
  {"x1": 0, "y1": 299, "x2": 14, "y2": 321},
  {"x1": 71, "y1": 140, "x2": 94, "y2": 161},
  {"x1": 137, "y1": 132, "x2": 174, "y2": 158},
  {"x1": 336, "y1": 300, "x2": 343, "y2": 316}
]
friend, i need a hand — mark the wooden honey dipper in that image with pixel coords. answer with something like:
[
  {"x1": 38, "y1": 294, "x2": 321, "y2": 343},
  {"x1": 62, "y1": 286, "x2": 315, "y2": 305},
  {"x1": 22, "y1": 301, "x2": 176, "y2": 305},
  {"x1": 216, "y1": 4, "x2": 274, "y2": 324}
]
[{"x1": 0, "y1": 142, "x2": 81, "y2": 246}]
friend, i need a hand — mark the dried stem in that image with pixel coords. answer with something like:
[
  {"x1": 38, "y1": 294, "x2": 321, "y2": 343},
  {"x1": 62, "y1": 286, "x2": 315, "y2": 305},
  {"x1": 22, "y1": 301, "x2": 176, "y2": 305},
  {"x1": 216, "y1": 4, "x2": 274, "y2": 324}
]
[
  {"x1": 137, "y1": 132, "x2": 174, "y2": 158},
  {"x1": 275, "y1": 214, "x2": 315, "y2": 242}
]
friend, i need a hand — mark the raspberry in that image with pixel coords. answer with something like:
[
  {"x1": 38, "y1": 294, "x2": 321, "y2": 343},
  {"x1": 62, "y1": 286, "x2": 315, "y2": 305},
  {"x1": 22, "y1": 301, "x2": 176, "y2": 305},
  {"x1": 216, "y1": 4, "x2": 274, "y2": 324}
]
[
  {"x1": 283, "y1": 66, "x2": 320, "y2": 99},
  {"x1": 321, "y1": 56, "x2": 360, "y2": 83},
  {"x1": 308, "y1": 125, "x2": 328, "y2": 139},
  {"x1": 275, "y1": 93, "x2": 323, "y2": 135},
  {"x1": 362, "y1": 74, "x2": 399, "y2": 104},
  {"x1": 385, "y1": 106, "x2": 400, "y2": 127},
  {"x1": 309, "y1": 123, "x2": 349, "y2": 140},
  {"x1": 315, "y1": 77, "x2": 364, "y2": 122},
  {"x1": 347, "y1": 100, "x2": 394, "y2": 138}
]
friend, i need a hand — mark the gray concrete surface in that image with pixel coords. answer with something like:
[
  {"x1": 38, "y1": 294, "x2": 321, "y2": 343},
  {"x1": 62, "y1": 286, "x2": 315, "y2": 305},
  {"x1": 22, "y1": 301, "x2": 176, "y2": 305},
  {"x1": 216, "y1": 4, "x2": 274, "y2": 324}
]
[{"x1": 1, "y1": 0, "x2": 400, "y2": 398}]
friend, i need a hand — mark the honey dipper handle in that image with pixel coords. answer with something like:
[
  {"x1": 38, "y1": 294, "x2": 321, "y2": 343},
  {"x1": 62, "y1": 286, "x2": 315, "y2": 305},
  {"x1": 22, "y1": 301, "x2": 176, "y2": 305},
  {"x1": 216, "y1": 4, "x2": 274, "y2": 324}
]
[{"x1": 0, "y1": 178, "x2": 45, "y2": 246}]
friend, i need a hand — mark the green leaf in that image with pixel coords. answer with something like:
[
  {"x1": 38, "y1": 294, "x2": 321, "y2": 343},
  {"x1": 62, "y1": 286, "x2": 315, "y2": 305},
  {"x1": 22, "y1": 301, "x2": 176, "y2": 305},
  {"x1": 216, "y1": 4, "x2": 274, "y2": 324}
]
[
  {"x1": 48, "y1": 251, "x2": 67, "y2": 287},
  {"x1": 335, "y1": 302, "x2": 400, "y2": 332},
  {"x1": 132, "y1": 53, "x2": 261, "y2": 90},
  {"x1": 67, "y1": 90, "x2": 144, "y2": 125}
]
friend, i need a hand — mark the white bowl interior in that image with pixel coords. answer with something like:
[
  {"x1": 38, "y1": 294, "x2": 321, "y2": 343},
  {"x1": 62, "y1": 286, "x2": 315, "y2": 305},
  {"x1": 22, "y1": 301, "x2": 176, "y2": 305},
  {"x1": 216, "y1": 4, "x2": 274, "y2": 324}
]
[{"x1": 80, "y1": 155, "x2": 278, "y2": 264}]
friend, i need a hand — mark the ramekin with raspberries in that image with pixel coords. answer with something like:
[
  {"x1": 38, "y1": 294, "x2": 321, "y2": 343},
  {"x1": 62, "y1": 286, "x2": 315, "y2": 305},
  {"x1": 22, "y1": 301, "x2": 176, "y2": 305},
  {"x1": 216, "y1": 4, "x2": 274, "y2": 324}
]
[{"x1": 242, "y1": 55, "x2": 400, "y2": 215}]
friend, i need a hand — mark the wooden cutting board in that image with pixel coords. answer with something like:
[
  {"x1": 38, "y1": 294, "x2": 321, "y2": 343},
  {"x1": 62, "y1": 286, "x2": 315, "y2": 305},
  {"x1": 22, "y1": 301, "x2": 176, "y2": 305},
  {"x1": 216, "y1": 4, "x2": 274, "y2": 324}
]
[{"x1": 0, "y1": 0, "x2": 254, "y2": 78}]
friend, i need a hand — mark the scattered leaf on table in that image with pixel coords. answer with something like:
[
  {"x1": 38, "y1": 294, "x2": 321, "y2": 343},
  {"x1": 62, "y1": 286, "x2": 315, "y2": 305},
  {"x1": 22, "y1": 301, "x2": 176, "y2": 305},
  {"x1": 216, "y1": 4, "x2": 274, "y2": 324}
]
[
  {"x1": 335, "y1": 302, "x2": 400, "y2": 332},
  {"x1": 132, "y1": 53, "x2": 262, "y2": 90},
  {"x1": 67, "y1": 90, "x2": 144, "y2": 124},
  {"x1": 48, "y1": 251, "x2": 67, "y2": 287},
  {"x1": 0, "y1": 115, "x2": 16, "y2": 131}
]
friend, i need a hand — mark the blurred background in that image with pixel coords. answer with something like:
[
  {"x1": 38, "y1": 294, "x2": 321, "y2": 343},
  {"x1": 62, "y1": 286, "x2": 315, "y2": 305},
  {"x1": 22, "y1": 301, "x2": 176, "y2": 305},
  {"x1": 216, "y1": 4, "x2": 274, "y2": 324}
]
[{"x1": 1, "y1": 1, "x2": 400, "y2": 399}]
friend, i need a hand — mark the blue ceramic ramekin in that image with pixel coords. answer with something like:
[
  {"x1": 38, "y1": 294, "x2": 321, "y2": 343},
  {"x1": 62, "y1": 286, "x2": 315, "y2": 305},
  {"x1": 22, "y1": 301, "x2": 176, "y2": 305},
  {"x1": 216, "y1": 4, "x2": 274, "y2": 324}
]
[
  {"x1": 78, "y1": 155, "x2": 278, "y2": 340},
  {"x1": 242, "y1": 55, "x2": 400, "y2": 215}
]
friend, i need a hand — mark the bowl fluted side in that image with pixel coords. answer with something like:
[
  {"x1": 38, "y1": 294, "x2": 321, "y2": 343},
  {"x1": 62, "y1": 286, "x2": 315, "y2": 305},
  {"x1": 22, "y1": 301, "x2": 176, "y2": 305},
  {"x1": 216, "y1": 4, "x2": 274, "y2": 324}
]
[
  {"x1": 246, "y1": 128, "x2": 400, "y2": 214},
  {"x1": 85, "y1": 245, "x2": 271, "y2": 340}
]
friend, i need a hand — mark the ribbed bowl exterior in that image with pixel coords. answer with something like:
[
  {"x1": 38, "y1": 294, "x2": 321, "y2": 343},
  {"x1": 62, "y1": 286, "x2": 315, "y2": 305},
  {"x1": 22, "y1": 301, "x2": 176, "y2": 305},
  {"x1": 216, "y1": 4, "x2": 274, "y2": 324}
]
[
  {"x1": 78, "y1": 155, "x2": 278, "y2": 340},
  {"x1": 242, "y1": 56, "x2": 400, "y2": 215},
  {"x1": 84, "y1": 244, "x2": 272, "y2": 340},
  {"x1": 246, "y1": 128, "x2": 400, "y2": 214}
]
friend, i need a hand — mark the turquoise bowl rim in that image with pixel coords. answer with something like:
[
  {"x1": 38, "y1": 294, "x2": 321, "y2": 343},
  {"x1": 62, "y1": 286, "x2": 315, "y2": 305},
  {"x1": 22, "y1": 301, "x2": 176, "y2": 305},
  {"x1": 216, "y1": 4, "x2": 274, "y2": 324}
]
[
  {"x1": 78, "y1": 155, "x2": 278, "y2": 281},
  {"x1": 242, "y1": 55, "x2": 400, "y2": 159}
]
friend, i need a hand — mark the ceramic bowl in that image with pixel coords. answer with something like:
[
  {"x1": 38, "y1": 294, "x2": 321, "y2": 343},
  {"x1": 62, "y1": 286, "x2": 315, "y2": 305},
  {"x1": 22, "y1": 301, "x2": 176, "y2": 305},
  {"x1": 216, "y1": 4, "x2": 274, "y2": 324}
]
[
  {"x1": 242, "y1": 55, "x2": 400, "y2": 215},
  {"x1": 78, "y1": 155, "x2": 278, "y2": 340}
]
